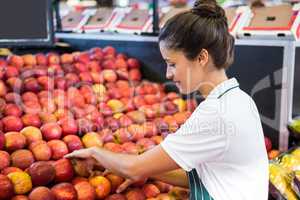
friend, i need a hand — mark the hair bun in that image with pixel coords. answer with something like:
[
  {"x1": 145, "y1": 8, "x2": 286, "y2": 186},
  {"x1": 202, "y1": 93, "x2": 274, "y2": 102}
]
[{"x1": 192, "y1": 0, "x2": 226, "y2": 20}]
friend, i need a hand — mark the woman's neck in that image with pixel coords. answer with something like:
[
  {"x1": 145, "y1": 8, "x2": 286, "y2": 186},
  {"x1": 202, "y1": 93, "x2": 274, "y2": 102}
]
[{"x1": 198, "y1": 69, "x2": 228, "y2": 98}]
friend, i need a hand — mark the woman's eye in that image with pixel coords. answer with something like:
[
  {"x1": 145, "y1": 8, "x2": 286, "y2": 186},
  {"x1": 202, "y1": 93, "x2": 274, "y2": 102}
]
[{"x1": 168, "y1": 64, "x2": 176, "y2": 68}]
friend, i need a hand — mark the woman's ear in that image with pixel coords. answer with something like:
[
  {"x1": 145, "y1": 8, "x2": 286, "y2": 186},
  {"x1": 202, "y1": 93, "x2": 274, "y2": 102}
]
[{"x1": 197, "y1": 49, "x2": 209, "y2": 67}]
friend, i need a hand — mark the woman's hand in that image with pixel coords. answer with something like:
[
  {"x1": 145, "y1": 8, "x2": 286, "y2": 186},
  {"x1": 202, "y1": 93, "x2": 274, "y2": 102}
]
[{"x1": 64, "y1": 148, "x2": 94, "y2": 159}]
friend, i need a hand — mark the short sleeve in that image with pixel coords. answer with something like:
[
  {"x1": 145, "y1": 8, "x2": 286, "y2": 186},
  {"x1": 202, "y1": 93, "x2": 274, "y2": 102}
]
[{"x1": 160, "y1": 100, "x2": 229, "y2": 172}]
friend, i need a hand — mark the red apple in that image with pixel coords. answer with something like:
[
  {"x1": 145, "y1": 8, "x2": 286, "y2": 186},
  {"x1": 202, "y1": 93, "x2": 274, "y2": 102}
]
[
  {"x1": 27, "y1": 162, "x2": 55, "y2": 186},
  {"x1": 127, "y1": 58, "x2": 140, "y2": 69},
  {"x1": 22, "y1": 92, "x2": 39, "y2": 102},
  {"x1": 74, "y1": 181, "x2": 96, "y2": 200},
  {"x1": 126, "y1": 188, "x2": 146, "y2": 200},
  {"x1": 58, "y1": 118, "x2": 78, "y2": 137},
  {"x1": 103, "y1": 46, "x2": 116, "y2": 56},
  {"x1": 55, "y1": 77, "x2": 67, "y2": 90},
  {"x1": 129, "y1": 69, "x2": 142, "y2": 82},
  {"x1": 51, "y1": 183, "x2": 77, "y2": 200},
  {"x1": 37, "y1": 76, "x2": 54, "y2": 90},
  {"x1": 102, "y1": 59, "x2": 116, "y2": 70},
  {"x1": 76, "y1": 52, "x2": 90, "y2": 64},
  {"x1": 8, "y1": 55, "x2": 24, "y2": 68},
  {"x1": 0, "y1": 174, "x2": 14, "y2": 200},
  {"x1": 11, "y1": 149, "x2": 35, "y2": 170},
  {"x1": 29, "y1": 141, "x2": 52, "y2": 161},
  {"x1": 1, "y1": 167, "x2": 23, "y2": 176},
  {"x1": 264, "y1": 136, "x2": 272, "y2": 152},
  {"x1": 63, "y1": 135, "x2": 83, "y2": 152},
  {"x1": 0, "y1": 132, "x2": 4, "y2": 150},
  {"x1": 105, "y1": 173, "x2": 124, "y2": 193},
  {"x1": 142, "y1": 184, "x2": 160, "y2": 198},
  {"x1": 105, "y1": 194, "x2": 127, "y2": 200},
  {"x1": 0, "y1": 80, "x2": 7, "y2": 97},
  {"x1": 47, "y1": 53, "x2": 60, "y2": 65},
  {"x1": 4, "y1": 93, "x2": 21, "y2": 104},
  {"x1": 4, "y1": 131, "x2": 26, "y2": 151},
  {"x1": 53, "y1": 159, "x2": 74, "y2": 183},
  {"x1": 29, "y1": 186, "x2": 56, "y2": 200},
  {"x1": 122, "y1": 142, "x2": 139, "y2": 155},
  {"x1": 21, "y1": 114, "x2": 42, "y2": 127},
  {"x1": 6, "y1": 77, "x2": 22, "y2": 92},
  {"x1": 0, "y1": 151, "x2": 10, "y2": 170},
  {"x1": 24, "y1": 78, "x2": 41, "y2": 92},
  {"x1": 41, "y1": 123, "x2": 62, "y2": 141},
  {"x1": 47, "y1": 140, "x2": 68, "y2": 160},
  {"x1": 5, "y1": 66, "x2": 19, "y2": 78},
  {"x1": 105, "y1": 117, "x2": 120, "y2": 132},
  {"x1": 36, "y1": 53, "x2": 48, "y2": 66},
  {"x1": 79, "y1": 72, "x2": 93, "y2": 83},
  {"x1": 23, "y1": 101, "x2": 42, "y2": 115},
  {"x1": 66, "y1": 73, "x2": 80, "y2": 87},
  {"x1": 137, "y1": 138, "x2": 156, "y2": 153}
]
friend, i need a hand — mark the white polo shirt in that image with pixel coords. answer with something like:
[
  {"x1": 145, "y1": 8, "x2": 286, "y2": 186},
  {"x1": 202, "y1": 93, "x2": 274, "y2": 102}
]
[{"x1": 161, "y1": 78, "x2": 269, "y2": 200}]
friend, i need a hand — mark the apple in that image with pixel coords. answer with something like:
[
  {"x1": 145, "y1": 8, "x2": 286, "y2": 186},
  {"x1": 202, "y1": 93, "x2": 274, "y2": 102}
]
[
  {"x1": 79, "y1": 72, "x2": 93, "y2": 83},
  {"x1": 127, "y1": 111, "x2": 146, "y2": 124},
  {"x1": 41, "y1": 123, "x2": 62, "y2": 141},
  {"x1": 36, "y1": 53, "x2": 48, "y2": 66},
  {"x1": 4, "y1": 93, "x2": 20, "y2": 104},
  {"x1": 47, "y1": 53, "x2": 60, "y2": 65},
  {"x1": 105, "y1": 117, "x2": 120, "y2": 132},
  {"x1": 0, "y1": 131, "x2": 4, "y2": 150},
  {"x1": 0, "y1": 174, "x2": 14, "y2": 200},
  {"x1": 128, "y1": 124, "x2": 145, "y2": 142},
  {"x1": 22, "y1": 92, "x2": 39, "y2": 102},
  {"x1": 115, "y1": 58, "x2": 128, "y2": 69},
  {"x1": 100, "y1": 128, "x2": 114, "y2": 143},
  {"x1": 61, "y1": 53, "x2": 74, "y2": 64},
  {"x1": 29, "y1": 186, "x2": 56, "y2": 200},
  {"x1": 89, "y1": 176, "x2": 111, "y2": 199},
  {"x1": 264, "y1": 136, "x2": 272, "y2": 152},
  {"x1": 6, "y1": 77, "x2": 22, "y2": 93},
  {"x1": 63, "y1": 135, "x2": 83, "y2": 152},
  {"x1": 113, "y1": 128, "x2": 132, "y2": 144},
  {"x1": 22, "y1": 54, "x2": 37, "y2": 66},
  {"x1": 1, "y1": 167, "x2": 23, "y2": 176},
  {"x1": 27, "y1": 161, "x2": 55, "y2": 186},
  {"x1": 7, "y1": 171, "x2": 32, "y2": 195},
  {"x1": 66, "y1": 73, "x2": 80, "y2": 87},
  {"x1": 72, "y1": 177, "x2": 89, "y2": 185},
  {"x1": 127, "y1": 58, "x2": 140, "y2": 69},
  {"x1": 0, "y1": 150, "x2": 10, "y2": 170},
  {"x1": 76, "y1": 118, "x2": 94, "y2": 135},
  {"x1": 129, "y1": 69, "x2": 142, "y2": 82},
  {"x1": 105, "y1": 194, "x2": 127, "y2": 200},
  {"x1": 5, "y1": 66, "x2": 19, "y2": 78},
  {"x1": 55, "y1": 77, "x2": 67, "y2": 90},
  {"x1": 102, "y1": 59, "x2": 116, "y2": 70},
  {"x1": 5, "y1": 131, "x2": 26, "y2": 151},
  {"x1": 133, "y1": 96, "x2": 146, "y2": 108},
  {"x1": 103, "y1": 70, "x2": 117, "y2": 82},
  {"x1": 107, "y1": 87, "x2": 123, "y2": 99},
  {"x1": 142, "y1": 184, "x2": 160, "y2": 198},
  {"x1": 11, "y1": 149, "x2": 35, "y2": 170},
  {"x1": 117, "y1": 115, "x2": 132, "y2": 128},
  {"x1": 0, "y1": 80, "x2": 7, "y2": 98},
  {"x1": 29, "y1": 141, "x2": 52, "y2": 161},
  {"x1": 91, "y1": 71, "x2": 104, "y2": 83},
  {"x1": 37, "y1": 76, "x2": 54, "y2": 90},
  {"x1": 21, "y1": 114, "x2": 42, "y2": 128},
  {"x1": 47, "y1": 140, "x2": 69, "y2": 160},
  {"x1": 98, "y1": 102, "x2": 113, "y2": 117},
  {"x1": 103, "y1": 46, "x2": 116, "y2": 56},
  {"x1": 24, "y1": 78, "x2": 41, "y2": 92},
  {"x1": 53, "y1": 158, "x2": 74, "y2": 183},
  {"x1": 11, "y1": 195, "x2": 29, "y2": 200},
  {"x1": 20, "y1": 126, "x2": 43, "y2": 144},
  {"x1": 74, "y1": 181, "x2": 96, "y2": 200},
  {"x1": 105, "y1": 173, "x2": 124, "y2": 193},
  {"x1": 76, "y1": 52, "x2": 90, "y2": 64},
  {"x1": 23, "y1": 101, "x2": 42, "y2": 115},
  {"x1": 137, "y1": 138, "x2": 156, "y2": 153},
  {"x1": 87, "y1": 61, "x2": 101, "y2": 72},
  {"x1": 2, "y1": 115, "x2": 23, "y2": 132},
  {"x1": 122, "y1": 142, "x2": 139, "y2": 155},
  {"x1": 142, "y1": 122, "x2": 158, "y2": 137},
  {"x1": 58, "y1": 118, "x2": 78, "y2": 137},
  {"x1": 126, "y1": 188, "x2": 146, "y2": 200},
  {"x1": 8, "y1": 55, "x2": 24, "y2": 68},
  {"x1": 51, "y1": 183, "x2": 77, "y2": 200},
  {"x1": 82, "y1": 132, "x2": 103, "y2": 148},
  {"x1": 104, "y1": 142, "x2": 123, "y2": 153}
]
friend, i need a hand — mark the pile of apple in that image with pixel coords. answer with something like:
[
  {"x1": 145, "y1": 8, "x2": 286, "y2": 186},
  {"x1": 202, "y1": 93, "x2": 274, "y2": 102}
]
[{"x1": 0, "y1": 46, "x2": 197, "y2": 200}]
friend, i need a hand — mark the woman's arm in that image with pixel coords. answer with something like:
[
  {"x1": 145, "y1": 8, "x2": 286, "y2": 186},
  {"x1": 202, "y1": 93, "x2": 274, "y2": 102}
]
[
  {"x1": 65, "y1": 144, "x2": 180, "y2": 182},
  {"x1": 150, "y1": 169, "x2": 189, "y2": 188}
]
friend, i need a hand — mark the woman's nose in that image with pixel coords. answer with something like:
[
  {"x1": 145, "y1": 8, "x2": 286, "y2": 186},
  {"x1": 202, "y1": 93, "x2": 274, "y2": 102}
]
[{"x1": 166, "y1": 66, "x2": 174, "y2": 80}]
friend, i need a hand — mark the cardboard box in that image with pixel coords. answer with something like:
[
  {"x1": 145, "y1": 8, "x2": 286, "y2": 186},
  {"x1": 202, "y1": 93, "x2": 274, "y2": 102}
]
[
  {"x1": 82, "y1": 7, "x2": 117, "y2": 33},
  {"x1": 113, "y1": 8, "x2": 153, "y2": 34},
  {"x1": 237, "y1": 4, "x2": 300, "y2": 40},
  {"x1": 61, "y1": 10, "x2": 90, "y2": 32}
]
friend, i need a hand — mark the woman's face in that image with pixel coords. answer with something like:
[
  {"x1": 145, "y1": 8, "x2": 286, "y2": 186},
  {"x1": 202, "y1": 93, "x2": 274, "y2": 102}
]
[{"x1": 159, "y1": 41, "x2": 206, "y2": 94}]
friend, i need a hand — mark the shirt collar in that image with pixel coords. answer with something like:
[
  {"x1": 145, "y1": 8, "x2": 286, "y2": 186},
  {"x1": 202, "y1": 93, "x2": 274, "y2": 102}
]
[{"x1": 206, "y1": 78, "x2": 239, "y2": 99}]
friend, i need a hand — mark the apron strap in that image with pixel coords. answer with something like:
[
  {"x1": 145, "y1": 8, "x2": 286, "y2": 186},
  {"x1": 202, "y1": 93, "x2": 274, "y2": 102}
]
[{"x1": 187, "y1": 169, "x2": 214, "y2": 200}]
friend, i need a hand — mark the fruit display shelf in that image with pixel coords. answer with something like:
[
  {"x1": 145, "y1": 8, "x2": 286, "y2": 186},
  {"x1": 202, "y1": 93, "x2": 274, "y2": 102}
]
[{"x1": 0, "y1": 46, "x2": 197, "y2": 199}]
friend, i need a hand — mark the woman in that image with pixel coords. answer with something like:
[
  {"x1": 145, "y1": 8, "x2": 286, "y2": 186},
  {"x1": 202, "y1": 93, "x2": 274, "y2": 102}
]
[{"x1": 65, "y1": 0, "x2": 269, "y2": 199}]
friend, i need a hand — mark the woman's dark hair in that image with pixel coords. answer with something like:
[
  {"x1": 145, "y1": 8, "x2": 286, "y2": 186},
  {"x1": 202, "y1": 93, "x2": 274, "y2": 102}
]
[{"x1": 159, "y1": 0, "x2": 235, "y2": 69}]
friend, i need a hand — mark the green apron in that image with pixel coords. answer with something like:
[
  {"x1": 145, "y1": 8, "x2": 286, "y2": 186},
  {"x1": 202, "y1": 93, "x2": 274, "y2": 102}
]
[{"x1": 187, "y1": 85, "x2": 239, "y2": 200}]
